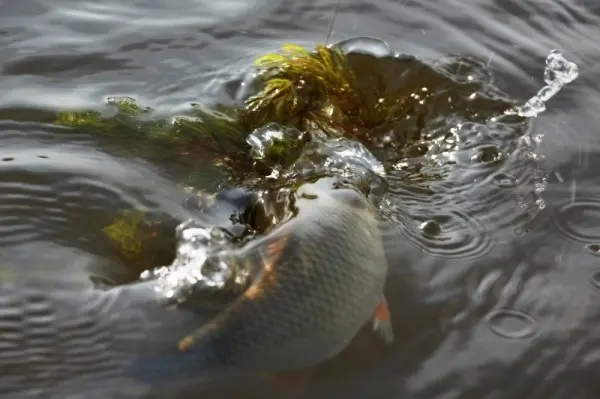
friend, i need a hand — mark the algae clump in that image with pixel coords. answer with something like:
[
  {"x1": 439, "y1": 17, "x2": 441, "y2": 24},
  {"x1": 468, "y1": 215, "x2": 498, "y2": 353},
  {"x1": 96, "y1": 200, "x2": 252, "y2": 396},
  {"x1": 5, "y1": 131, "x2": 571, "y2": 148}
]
[
  {"x1": 243, "y1": 44, "x2": 362, "y2": 132},
  {"x1": 102, "y1": 210, "x2": 153, "y2": 259}
]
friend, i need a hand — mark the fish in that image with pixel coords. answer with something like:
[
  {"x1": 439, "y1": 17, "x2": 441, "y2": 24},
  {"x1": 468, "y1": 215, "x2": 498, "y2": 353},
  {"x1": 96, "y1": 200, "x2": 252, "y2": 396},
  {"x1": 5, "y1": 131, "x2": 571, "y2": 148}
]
[{"x1": 177, "y1": 182, "x2": 394, "y2": 374}]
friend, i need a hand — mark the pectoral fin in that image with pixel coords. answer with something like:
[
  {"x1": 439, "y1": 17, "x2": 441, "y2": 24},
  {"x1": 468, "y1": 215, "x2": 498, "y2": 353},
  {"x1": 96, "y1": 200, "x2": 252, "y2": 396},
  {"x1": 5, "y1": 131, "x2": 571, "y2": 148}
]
[{"x1": 372, "y1": 297, "x2": 394, "y2": 344}]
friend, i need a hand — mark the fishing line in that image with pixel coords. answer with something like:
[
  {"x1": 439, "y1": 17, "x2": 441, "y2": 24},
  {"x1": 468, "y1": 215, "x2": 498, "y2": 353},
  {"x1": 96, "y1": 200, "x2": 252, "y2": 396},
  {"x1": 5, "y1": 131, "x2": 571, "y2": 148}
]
[{"x1": 325, "y1": 0, "x2": 341, "y2": 45}]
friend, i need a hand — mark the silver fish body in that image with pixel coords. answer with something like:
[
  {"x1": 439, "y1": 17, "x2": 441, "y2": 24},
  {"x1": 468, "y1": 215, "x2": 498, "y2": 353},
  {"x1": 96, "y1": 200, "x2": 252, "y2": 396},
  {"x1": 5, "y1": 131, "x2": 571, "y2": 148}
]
[{"x1": 180, "y1": 184, "x2": 391, "y2": 373}]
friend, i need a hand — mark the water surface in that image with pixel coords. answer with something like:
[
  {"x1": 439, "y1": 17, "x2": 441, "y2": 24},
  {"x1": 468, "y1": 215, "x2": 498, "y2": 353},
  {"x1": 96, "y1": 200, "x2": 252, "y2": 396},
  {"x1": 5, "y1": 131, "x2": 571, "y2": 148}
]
[{"x1": 1, "y1": 0, "x2": 599, "y2": 398}]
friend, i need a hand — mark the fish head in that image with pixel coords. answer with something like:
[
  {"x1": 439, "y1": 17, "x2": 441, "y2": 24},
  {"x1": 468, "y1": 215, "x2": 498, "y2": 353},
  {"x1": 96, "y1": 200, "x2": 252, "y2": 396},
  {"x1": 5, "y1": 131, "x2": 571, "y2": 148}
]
[{"x1": 296, "y1": 182, "x2": 380, "y2": 217}]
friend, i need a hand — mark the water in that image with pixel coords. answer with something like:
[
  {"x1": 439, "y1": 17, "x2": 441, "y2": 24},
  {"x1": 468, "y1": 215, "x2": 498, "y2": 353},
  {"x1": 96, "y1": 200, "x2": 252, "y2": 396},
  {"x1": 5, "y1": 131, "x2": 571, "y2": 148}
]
[{"x1": 1, "y1": 0, "x2": 600, "y2": 398}]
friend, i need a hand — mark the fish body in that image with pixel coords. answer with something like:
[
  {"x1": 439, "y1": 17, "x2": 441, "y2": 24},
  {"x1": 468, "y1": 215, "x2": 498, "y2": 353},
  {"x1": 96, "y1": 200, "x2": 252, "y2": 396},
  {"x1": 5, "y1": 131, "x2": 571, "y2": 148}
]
[{"x1": 179, "y1": 183, "x2": 394, "y2": 373}]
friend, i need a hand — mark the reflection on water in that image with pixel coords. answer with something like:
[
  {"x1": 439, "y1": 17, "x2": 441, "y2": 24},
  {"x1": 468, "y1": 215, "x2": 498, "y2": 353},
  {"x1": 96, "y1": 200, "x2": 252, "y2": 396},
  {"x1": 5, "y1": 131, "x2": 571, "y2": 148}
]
[{"x1": 1, "y1": 0, "x2": 600, "y2": 398}]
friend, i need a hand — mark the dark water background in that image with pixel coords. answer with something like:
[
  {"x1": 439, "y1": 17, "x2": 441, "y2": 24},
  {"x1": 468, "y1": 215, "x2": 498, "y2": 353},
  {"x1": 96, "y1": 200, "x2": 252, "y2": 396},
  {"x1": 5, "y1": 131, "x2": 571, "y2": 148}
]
[{"x1": 1, "y1": 0, "x2": 600, "y2": 398}]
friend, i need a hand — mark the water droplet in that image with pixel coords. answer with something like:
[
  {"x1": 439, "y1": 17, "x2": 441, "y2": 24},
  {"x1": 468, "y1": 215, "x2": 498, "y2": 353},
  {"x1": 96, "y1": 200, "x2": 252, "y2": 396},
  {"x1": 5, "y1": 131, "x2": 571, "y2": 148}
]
[
  {"x1": 492, "y1": 172, "x2": 517, "y2": 188},
  {"x1": 544, "y1": 49, "x2": 579, "y2": 86},
  {"x1": 553, "y1": 199, "x2": 600, "y2": 243},
  {"x1": 586, "y1": 244, "x2": 600, "y2": 256},
  {"x1": 486, "y1": 308, "x2": 538, "y2": 339},
  {"x1": 516, "y1": 50, "x2": 578, "y2": 118}
]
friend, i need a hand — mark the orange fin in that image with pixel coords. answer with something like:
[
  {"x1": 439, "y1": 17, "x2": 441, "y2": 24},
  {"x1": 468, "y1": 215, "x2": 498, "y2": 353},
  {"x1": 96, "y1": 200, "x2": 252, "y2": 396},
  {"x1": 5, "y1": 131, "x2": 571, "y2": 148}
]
[
  {"x1": 372, "y1": 297, "x2": 394, "y2": 344},
  {"x1": 178, "y1": 335, "x2": 196, "y2": 352}
]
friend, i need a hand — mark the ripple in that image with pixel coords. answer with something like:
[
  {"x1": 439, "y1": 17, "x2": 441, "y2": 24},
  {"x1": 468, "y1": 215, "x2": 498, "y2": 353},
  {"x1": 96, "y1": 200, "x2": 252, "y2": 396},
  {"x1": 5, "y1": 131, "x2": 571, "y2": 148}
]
[
  {"x1": 491, "y1": 172, "x2": 517, "y2": 188},
  {"x1": 1, "y1": 53, "x2": 138, "y2": 78},
  {"x1": 470, "y1": 145, "x2": 502, "y2": 165},
  {"x1": 0, "y1": 170, "x2": 143, "y2": 249},
  {"x1": 0, "y1": 135, "x2": 196, "y2": 285},
  {"x1": 387, "y1": 204, "x2": 493, "y2": 259},
  {"x1": 552, "y1": 198, "x2": 600, "y2": 243},
  {"x1": 485, "y1": 308, "x2": 538, "y2": 339}
]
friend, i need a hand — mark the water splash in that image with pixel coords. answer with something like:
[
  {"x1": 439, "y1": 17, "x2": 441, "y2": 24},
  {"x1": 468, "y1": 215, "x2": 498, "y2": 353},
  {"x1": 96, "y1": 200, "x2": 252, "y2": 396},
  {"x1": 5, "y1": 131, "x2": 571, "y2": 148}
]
[
  {"x1": 286, "y1": 131, "x2": 386, "y2": 190},
  {"x1": 147, "y1": 124, "x2": 387, "y2": 301},
  {"x1": 483, "y1": 50, "x2": 578, "y2": 215},
  {"x1": 246, "y1": 122, "x2": 387, "y2": 196},
  {"x1": 140, "y1": 220, "x2": 240, "y2": 301},
  {"x1": 246, "y1": 123, "x2": 306, "y2": 178},
  {"x1": 514, "y1": 50, "x2": 579, "y2": 118}
]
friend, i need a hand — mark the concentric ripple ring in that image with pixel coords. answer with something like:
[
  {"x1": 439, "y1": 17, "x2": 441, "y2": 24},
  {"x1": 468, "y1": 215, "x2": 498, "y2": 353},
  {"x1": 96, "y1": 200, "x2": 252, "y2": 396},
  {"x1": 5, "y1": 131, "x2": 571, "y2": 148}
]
[
  {"x1": 390, "y1": 205, "x2": 494, "y2": 259},
  {"x1": 552, "y1": 198, "x2": 600, "y2": 243}
]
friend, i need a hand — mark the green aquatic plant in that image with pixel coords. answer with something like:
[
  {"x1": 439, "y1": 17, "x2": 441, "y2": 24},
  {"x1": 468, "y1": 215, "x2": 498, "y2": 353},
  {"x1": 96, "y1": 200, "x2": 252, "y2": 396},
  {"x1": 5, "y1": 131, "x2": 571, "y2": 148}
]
[
  {"x1": 242, "y1": 43, "x2": 443, "y2": 144},
  {"x1": 56, "y1": 97, "x2": 153, "y2": 139},
  {"x1": 56, "y1": 97, "x2": 246, "y2": 151},
  {"x1": 243, "y1": 44, "x2": 362, "y2": 132},
  {"x1": 102, "y1": 210, "x2": 152, "y2": 258},
  {"x1": 56, "y1": 97, "x2": 255, "y2": 182},
  {"x1": 102, "y1": 210, "x2": 179, "y2": 275}
]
